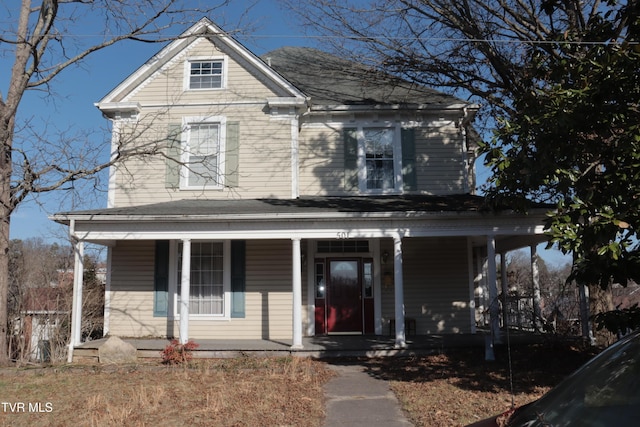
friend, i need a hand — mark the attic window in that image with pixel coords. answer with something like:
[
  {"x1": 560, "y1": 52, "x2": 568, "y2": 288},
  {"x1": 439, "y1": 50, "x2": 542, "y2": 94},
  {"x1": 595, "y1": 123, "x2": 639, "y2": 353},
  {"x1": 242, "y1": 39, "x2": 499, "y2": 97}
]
[{"x1": 188, "y1": 59, "x2": 223, "y2": 89}]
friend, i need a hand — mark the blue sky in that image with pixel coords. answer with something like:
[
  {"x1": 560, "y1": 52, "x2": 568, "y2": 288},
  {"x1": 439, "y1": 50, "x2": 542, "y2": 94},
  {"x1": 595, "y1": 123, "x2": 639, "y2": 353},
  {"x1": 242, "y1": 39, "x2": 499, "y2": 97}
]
[{"x1": 2, "y1": 1, "x2": 571, "y2": 266}]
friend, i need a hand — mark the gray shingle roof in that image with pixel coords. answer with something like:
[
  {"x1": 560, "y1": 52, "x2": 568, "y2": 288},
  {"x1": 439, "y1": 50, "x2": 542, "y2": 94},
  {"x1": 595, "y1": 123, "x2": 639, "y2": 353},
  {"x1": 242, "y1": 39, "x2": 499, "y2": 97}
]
[
  {"x1": 55, "y1": 195, "x2": 494, "y2": 219},
  {"x1": 262, "y1": 47, "x2": 465, "y2": 107}
]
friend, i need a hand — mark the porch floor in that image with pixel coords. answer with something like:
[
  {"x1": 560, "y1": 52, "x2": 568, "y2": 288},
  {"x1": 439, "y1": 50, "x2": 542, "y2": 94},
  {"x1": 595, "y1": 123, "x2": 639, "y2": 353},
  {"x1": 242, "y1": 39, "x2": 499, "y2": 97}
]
[{"x1": 73, "y1": 331, "x2": 546, "y2": 362}]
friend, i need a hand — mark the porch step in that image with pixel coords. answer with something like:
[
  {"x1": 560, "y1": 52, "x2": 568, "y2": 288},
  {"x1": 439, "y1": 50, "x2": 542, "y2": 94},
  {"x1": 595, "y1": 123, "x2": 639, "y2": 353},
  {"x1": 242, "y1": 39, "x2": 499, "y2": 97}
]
[
  {"x1": 72, "y1": 347, "x2": 99, "y2": 364},
  {"x1": 70, "y1": 333, "x2": 545, "y2": 363}
]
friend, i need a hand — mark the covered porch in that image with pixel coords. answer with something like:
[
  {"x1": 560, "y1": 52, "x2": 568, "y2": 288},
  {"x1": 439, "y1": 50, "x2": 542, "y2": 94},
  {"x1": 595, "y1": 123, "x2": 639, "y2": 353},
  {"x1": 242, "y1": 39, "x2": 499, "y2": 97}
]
[{"x1": 52, "y1": 195, "x2": 552, "y2": 363}]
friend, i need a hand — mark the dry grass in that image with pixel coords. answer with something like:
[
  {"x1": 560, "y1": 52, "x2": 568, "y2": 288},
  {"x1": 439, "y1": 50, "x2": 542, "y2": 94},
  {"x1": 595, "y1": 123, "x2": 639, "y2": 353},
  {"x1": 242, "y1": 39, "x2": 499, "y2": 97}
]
[
  {"x1": 0, "y1": 357, "x2": 333, "y2": 427},
  {"x1": 0, "y1": 342, "x2": 597, "y2": 427}
]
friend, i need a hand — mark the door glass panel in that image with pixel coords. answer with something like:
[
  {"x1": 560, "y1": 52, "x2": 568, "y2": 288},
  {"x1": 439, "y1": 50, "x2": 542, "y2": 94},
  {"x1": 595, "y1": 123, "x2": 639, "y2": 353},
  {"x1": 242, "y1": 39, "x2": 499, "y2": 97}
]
[
  {"x1": 327, "y1": 260, "x2": 362, "y2": 333},
  {"x1": 363, "y1": 260, "x2": 373, "y2": 298},
  {"x1": 315, "y1": 261, "x2": 326, "y2": 299}
]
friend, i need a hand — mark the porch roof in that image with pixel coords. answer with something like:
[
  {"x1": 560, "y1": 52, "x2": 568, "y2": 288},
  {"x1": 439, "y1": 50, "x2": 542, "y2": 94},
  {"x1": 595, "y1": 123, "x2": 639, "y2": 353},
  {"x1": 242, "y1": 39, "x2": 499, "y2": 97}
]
[
  {"x1": 51, "y1": 195, "x2": 552, "y2": 251},
  {"x1": 52, "y1": 194, "x2": 547, "y2": 221}
]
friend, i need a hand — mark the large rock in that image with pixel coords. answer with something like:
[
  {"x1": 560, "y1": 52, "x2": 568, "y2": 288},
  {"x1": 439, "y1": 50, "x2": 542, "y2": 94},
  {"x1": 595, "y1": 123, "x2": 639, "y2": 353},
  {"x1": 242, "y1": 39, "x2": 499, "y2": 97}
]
[{"x1": 98, "y1": 336, "x2": 137, "y2": 364}]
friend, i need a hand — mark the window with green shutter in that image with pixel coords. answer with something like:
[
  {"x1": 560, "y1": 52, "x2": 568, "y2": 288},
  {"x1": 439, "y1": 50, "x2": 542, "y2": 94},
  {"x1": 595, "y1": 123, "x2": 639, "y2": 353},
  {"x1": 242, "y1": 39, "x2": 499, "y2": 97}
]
[
  {"x1": 165, "y1": 125, "x2": 182, "y2": 189},
  {"x1": 343, "y1": 125, "x2": 415, "y2": 193},
  {"x1": 401, "y1": 128, "x2": 417, "y2": 191},
  {"x1": 164, "y1": 119, "x2": 239, "y2": 189},
  {"x1": 343, "y1": 128, "x2": 358, "y2": 191}
]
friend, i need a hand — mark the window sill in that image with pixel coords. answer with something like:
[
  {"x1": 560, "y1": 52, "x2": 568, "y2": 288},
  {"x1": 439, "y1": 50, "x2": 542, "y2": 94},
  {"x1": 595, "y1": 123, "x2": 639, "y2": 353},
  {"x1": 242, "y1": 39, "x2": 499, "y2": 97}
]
[
  {"x1": 179, "y1": 185, "x2": 225, "y2": 191},
  {"x1": 173, "y1": 315, "x2": 230, "y2": 321},
  {"x1": 186, "y1": 87, "x2": 224, "y2": 91},
  {"x1": 359, "y1": 189, "x2": 403, "y2": 195}
]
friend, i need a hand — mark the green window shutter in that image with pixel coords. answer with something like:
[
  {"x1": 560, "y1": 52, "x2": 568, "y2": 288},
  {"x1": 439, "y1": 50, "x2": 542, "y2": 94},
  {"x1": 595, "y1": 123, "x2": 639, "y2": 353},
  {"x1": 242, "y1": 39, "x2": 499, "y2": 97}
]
[
  {"x1": 154, "y1": 240, "x2": 170, "y2": 317},
  {"x1": 401, "y1": 128, "x2": 417, "y2": 191},
  {"x1": 165, "y1": 124, "x2": 182, "y2": 189},
  {"x1": 343, "y1": 128, "x2": 359, "y2": 191},
  {"x1": 225, "y1": 121, "x2": 240, "y2": 187},
  {"x1": 230, "y1": 240, "x2": 246, "y2": 318}
]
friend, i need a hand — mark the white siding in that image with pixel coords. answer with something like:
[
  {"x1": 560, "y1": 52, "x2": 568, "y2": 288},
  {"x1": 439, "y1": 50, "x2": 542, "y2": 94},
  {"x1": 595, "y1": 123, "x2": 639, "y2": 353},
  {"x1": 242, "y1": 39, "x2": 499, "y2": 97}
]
[
  {"x1": 381, "y1": 237, "x2": 472, "y2": 334},
  {"x1": 109, "y1": 37, "x2": 296, "y2": 207},
  {"x1": 186, "y1": 239, "x2": 294, "y2": 340},
  {"x1": 124, "y1": 38, "x2": 280, "y2": 104},
  {"x1": 298, "y1": 125, "x2": 346, "y2": 196},
  {"x1": 298, "y1": 119, "x2": 468, "y2": 197},
  {"x1": 107, "y1": 239, "x2": 298, "y2": 340},
  {"x1": 108, "y1": 240, "x2": 168, "y2": 337},
  {"x1": 414, "y1": 126, "x2": 467, "y2": 194},
  {"x1": 112, "y1": 109, "x2": 293, "y2": 206}
]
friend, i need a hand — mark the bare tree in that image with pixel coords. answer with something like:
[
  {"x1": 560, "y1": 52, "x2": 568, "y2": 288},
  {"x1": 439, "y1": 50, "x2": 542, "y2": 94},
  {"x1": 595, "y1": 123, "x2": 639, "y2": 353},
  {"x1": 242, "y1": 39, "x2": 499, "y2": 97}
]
[
  {"x1": 281, "y1": 0, "x2": 629, "y2": 125},
  {"x1": 0, "y1": 1, "x2": 234, "y2": 364},
  {"x1": 283, "y1": 1, "x2": 639, "y2": 344}
]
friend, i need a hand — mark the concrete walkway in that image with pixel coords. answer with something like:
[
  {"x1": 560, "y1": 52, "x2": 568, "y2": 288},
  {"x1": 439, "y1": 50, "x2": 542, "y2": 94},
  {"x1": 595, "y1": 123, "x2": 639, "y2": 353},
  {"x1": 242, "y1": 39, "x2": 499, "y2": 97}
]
[{"x1": 323, "y1": 362, "x2": 413, "y2": 427}]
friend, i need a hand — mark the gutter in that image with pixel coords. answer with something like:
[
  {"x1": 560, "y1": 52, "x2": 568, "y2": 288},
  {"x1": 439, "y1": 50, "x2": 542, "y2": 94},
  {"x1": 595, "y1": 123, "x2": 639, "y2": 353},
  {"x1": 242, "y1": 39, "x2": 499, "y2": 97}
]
[{"x1": 49, "y1": 207, "x2": 551, "y2": 226}]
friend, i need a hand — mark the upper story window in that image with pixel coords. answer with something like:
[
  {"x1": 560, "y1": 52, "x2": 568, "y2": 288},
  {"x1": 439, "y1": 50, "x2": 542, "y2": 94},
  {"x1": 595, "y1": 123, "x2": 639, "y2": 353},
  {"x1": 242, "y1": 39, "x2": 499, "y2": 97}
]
[
  {"x1": 181, "y1": 116, "x2": 226, "y2": 189},
  {"x1": 186, "y1": 58, "x2": 224, "y2": 90},
  {"x1": 344, "y1": 125, "x2": 415, "y2": 194},
  {"x1": 363, "y1": 128, "x2": 395, "y2": 190}
]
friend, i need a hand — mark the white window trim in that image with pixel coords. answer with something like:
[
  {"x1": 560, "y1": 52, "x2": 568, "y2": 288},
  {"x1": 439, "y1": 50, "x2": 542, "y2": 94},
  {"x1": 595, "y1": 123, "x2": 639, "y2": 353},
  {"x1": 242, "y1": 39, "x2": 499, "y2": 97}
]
[
  {"x1": 180, "y1": 115, "x2": 227, "y2": 190},
  {"x1": 170, "y1": 240, "x2": 232, "y2": 321},
  {"x1": 355, "y1": 123, "x2": 403, "y2": 194},
  {"x1": 184, "y1": 56, "x2": 227, "y2": 91}
]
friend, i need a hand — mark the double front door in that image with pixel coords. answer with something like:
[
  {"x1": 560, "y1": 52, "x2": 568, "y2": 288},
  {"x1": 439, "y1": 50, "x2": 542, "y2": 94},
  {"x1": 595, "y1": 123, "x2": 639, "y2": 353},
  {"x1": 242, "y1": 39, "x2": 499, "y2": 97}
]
[{"x1": 314, "y1": 258, "x2": 374, "y2": 335}]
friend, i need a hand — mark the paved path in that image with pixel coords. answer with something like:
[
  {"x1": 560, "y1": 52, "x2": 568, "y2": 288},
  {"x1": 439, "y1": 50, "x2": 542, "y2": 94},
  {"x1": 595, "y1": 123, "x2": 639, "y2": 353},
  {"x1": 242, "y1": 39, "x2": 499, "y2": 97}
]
[{"x1": 323, "y1": 362, "x2": 413, "y2": 427}]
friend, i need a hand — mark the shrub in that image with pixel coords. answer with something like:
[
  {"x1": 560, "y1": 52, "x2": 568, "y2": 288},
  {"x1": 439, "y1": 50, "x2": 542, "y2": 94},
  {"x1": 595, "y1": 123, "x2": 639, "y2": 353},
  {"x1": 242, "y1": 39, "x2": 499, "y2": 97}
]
[{"x1": 160, "y1": 339, "x2": 199, "y2": 365}]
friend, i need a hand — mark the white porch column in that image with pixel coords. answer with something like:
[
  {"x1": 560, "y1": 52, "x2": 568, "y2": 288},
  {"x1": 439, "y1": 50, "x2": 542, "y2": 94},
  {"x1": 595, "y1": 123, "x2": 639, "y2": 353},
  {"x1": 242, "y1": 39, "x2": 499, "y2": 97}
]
[
  {"x1": 291, "y1": 238, "x2": 303, "y2": 349},
  {"x1": 393, "y1": 234, "x2": 406, "y2": 348},
  {"x1": 486, "y1": 236, "x2": 501, "y2": 344},
  {"x1": 531, "y1": 245, "x2": 542, "y2": 332},
  {"x1": 179, "y1": 239, "x2": 191, "y2": 344},
  {"x1": 578, "y1": 283, "x2": 594, "y2": 344},
  {"x1": 68, "y1": 239, "x2": 84, "y2": 362},
  {"x1": 500, "y1": 252, "x2": 509, "y2": 331}
]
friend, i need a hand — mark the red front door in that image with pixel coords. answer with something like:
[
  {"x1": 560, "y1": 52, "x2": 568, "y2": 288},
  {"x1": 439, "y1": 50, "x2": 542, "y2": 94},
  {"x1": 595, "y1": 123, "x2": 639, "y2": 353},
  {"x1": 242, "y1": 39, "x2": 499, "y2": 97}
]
[{"x1": 326, "y1": 259, "x2": 362, "y2": 333}]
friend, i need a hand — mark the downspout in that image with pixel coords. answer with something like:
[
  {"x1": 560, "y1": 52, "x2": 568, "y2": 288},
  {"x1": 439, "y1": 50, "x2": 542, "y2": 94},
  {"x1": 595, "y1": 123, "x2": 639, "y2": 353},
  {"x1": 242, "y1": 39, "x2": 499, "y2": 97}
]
[
  {"x1": 107, "y1": 117, "x2": 119, "y2": 208},
  {"x1": 290, "y1": 98, "x2": 310, "y2": 199},
  {"x1": 460, "y1": 107, "x2": 470, "y2": 193},
  {"x1": 291, "y1": 113, "x2": 299, "y2": 199}
]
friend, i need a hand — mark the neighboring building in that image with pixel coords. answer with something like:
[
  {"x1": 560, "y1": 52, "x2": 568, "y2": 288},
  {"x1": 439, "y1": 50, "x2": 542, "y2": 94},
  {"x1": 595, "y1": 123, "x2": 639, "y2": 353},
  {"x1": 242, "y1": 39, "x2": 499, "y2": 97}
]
[
  {"x1": 52, "y1": 18, "x2": 548, "y2": 350},
  {"x1": 21, "y1": 286, "x2": 68, "y2": 362}
]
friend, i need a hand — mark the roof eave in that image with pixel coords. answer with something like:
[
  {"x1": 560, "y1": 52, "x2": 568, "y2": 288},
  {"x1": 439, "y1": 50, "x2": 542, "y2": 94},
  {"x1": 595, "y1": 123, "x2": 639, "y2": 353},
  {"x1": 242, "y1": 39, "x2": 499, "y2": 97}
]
[
  {"x1": 50, "y1": 208, "x2": 548, "y2": 225},
  {"x1": 308, "y1": 102, "x2": 478, "y2": 113}
]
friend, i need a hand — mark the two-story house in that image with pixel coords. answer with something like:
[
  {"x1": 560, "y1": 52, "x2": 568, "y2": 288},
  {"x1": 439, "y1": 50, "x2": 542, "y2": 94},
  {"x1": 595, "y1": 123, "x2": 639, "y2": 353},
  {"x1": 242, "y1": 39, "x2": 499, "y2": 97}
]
[{"x1": 53, "y1": 18, "x2": 548, "y2": 354}]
